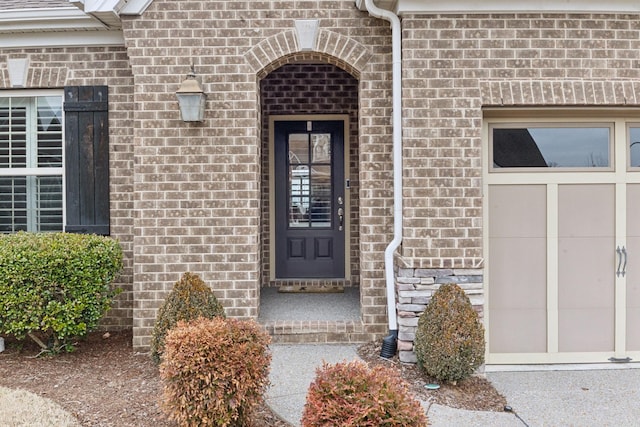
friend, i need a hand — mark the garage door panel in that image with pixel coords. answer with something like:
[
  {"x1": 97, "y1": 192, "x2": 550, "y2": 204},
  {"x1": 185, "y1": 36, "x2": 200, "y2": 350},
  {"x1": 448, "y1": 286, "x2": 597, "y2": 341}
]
[
  {"x1": 558, "y1": 237, "x2": 615, "y2": 308},
  {"x1": 557, "y1": 184, "x2": 615, "y2": 353},
  {"x1": 558, "y1": 184, "x2": 614, "y2": 238},
  {"x1": 489, "y1": 185, "x2": 546, "y2": 238},
  {"x1": 490, "y1": 309, "x2": 547, "y2": 353},
  {"x1": 489, "y1": 237, "x2": 546, "y2": 309},
  {"x1": 625, "y1": 285, "x2": 640, "y2": 351},
  {"x1": 627, "y1": 184, "x2": 640, "y2": 351},
  {"x1": 559, "y1": 308, "x2": 614, "y2": 352},
  {"x1": 488, "y1": 184, "x2": 548, "y2": 355},
  {"x1": 627, "y1": 232, "x2": 640, "y2": 350}
]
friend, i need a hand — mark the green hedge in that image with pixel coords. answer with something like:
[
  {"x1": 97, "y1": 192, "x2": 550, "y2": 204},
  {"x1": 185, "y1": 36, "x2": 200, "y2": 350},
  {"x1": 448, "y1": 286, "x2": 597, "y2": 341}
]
[{"x1": 0, "y1": 232, "x2": 123, "y2": 353}]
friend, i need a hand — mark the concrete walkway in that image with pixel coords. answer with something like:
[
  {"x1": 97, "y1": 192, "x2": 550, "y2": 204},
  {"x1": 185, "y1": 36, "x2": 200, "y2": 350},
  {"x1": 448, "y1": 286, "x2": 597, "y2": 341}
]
[{"x1": 267, "y1": 344, "x2": 640, "y2": 427}]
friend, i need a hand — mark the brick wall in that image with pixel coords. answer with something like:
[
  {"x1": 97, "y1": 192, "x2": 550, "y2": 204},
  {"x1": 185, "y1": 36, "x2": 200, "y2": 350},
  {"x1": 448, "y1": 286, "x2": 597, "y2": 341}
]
[
  {"x1": 398, "y1": 12, "x2": 640, "y2": 361},
  {"x1": 401, "y1": 12, "x2": 640, "y2": 270},
  {"x1": 0, "y1": 47, "x2": 135, "y2": 329},
  {"x1": 121, "y1": 0, "x2": 394, "y2": 349}
]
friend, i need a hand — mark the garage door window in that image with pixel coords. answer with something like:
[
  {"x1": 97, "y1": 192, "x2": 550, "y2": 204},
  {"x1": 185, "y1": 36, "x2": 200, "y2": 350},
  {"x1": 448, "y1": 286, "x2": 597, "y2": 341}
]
[
  {"x1": 629, "y1": 126, "x2": 640, "y2": 168},
  {"x1": 492, "y1": 125, "x2": 611, "y2": 170}
]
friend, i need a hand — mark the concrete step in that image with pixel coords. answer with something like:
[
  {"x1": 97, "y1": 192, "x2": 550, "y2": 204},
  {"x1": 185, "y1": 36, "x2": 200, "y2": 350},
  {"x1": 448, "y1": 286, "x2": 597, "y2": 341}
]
[{"x1": 260, "y1": 319, "x2": 374, "y2": 344}]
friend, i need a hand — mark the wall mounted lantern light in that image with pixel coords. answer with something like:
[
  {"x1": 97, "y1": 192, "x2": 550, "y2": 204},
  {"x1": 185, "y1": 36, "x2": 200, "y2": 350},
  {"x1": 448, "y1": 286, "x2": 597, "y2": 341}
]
[{"x1": 176, "y1": 65, "x2": 206, "y2": 122}]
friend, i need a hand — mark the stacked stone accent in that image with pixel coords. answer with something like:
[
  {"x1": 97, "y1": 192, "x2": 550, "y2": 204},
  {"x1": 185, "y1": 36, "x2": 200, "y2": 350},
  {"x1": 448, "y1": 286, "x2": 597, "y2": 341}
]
[{"x1": 396, "y1": 268, "x2": 483, "y2": 363}]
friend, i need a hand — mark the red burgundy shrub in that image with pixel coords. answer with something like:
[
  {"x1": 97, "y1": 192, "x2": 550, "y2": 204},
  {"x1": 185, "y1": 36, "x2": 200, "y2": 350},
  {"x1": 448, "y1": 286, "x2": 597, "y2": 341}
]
[
  {"x1": 159, "y1": 317, "x2": 271, "y2": 427},
  {"x1": 301, "y1": 360, "x2": 428, "y2": 427}
]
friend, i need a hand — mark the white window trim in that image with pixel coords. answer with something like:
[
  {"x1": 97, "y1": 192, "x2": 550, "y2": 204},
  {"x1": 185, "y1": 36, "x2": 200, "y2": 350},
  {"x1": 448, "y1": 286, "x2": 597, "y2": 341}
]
[{"x1": 0, "y1": 90, "x2": 65, "y2": 232}]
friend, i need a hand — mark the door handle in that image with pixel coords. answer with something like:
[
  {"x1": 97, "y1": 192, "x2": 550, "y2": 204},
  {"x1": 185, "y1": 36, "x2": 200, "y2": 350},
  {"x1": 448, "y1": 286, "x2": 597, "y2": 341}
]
[
  {"x1": 338, "y1": 207, "x2": 344, "y2": 231},
  {"x1": 617, "y1": 246, "x2": 622, "y2": 278},
  {"x1": 617, "y1": 246, "x2": 628, "y2": 278}
]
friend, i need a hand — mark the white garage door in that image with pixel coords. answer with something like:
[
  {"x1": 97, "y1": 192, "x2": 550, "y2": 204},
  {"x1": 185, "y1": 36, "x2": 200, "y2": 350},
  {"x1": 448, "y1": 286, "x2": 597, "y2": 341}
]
[{"x1": 484, "y1": 113, "x2": 640, "y2": 364}]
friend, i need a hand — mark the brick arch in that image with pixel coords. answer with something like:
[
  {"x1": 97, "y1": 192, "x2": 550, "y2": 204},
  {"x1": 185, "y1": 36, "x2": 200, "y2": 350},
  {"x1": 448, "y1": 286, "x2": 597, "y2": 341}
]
[
  {"x1": 480, "y1": 80, "x2": 640, "y2": 106},
  {"x1": 244, "y1": 28, "x2": 372, "y2": 79}
]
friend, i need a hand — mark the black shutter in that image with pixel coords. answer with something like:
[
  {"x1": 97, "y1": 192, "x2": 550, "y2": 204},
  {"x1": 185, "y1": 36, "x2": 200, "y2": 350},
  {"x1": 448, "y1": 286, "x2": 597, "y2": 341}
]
[{"x1": 64, "y1": 86, "x2": 110, "y2": 235}]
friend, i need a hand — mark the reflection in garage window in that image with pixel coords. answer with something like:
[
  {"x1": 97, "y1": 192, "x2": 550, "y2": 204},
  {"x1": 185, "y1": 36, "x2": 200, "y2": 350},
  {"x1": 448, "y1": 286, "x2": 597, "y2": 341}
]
[
  {"x1": 492, "y1": 126, "x2": 610, "y2": 169},
  {"x1": 630, "y1": 127, "x2": 640, "y2": 168}
]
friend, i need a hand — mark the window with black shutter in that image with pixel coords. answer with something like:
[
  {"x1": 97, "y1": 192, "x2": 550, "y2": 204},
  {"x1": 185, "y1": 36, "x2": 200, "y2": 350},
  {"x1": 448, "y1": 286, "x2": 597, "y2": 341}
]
[{"x1": 63, "y1": 86, "x2": 110, "y2": 235}]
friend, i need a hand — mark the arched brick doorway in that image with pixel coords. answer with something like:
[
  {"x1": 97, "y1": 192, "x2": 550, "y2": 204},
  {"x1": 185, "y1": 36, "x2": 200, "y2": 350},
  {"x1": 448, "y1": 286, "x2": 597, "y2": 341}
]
[
  {"x1": 260, "y1": 62, "x2": 360, "y2": 287},
  {"x1": 258, "y1": 61, "x2": 363, "y2": 341}
]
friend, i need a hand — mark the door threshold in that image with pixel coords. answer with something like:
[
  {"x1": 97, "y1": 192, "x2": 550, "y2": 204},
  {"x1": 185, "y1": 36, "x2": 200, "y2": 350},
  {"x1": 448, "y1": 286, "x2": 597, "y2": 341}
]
[
  {"x1": 278, "y1": 284, "x2": 344, "y2": 293},
  {"x1": 271, "y1": 278, "x2": 350, "y2": 293}
]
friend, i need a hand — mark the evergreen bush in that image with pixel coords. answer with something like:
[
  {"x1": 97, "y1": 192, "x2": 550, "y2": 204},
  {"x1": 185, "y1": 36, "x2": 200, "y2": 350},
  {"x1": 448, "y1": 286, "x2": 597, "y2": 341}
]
[
  {"x1": 301, "y1": 360, "x2": 428, "y2": 427},
  {"x1": 159, "y1": 317, "x2": 271, "y2": 427},
  {"x1": 0, "y1": 232, "x2": 123, "y2": 354},
  {"x1": 150, "y1": 272, "x2": 225, "y2": 363},
  {"x1": 414, "y1": 283, "x2": 485, "y2": 383}
]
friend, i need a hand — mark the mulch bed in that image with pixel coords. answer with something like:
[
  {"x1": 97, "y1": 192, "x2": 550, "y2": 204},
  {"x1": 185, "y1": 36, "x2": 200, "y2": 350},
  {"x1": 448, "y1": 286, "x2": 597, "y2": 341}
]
[{"x1": 0, "y1": 330, "x2": 505, "y2": 426}]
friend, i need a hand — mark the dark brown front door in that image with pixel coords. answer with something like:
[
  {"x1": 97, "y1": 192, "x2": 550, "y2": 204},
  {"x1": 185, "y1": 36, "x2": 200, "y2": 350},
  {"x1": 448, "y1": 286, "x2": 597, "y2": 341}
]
[{"x1": 274, "y1": 120, "x2": 346, "y2": 279}]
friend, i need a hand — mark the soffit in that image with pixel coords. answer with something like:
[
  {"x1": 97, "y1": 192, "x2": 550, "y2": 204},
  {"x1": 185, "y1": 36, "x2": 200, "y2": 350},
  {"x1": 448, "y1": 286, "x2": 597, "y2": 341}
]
[{"x1": 0, "y1": 0, "x2": 152, "y2": 47}]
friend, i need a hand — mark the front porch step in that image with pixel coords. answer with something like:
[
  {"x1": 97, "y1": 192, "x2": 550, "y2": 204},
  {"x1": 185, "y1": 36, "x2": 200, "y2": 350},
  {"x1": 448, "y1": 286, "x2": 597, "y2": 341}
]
[
  {"x1": 258, "y1": 287, "x2": 372, "y2": 343},
  {"x1": 261, "y1": 320, "x2": 372, "y2": 344}
]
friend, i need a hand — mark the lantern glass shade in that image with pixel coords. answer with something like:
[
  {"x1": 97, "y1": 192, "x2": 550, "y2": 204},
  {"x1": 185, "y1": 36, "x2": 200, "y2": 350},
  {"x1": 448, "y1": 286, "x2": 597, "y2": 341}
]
[{"x1": 176, "y1": 74, "x2": 206, "y2": 122}]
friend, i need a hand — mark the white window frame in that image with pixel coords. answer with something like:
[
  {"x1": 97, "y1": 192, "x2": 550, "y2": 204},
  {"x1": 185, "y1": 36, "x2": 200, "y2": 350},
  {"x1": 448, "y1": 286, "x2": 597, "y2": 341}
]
[{"x1": 0, "y1": 90, "x2": 65, "y2": 232}]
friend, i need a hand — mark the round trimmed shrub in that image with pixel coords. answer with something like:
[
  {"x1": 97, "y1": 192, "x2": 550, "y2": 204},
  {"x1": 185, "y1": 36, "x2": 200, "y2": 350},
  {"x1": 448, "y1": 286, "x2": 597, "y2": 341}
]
[
  {"x1": 0, "y1": 232, "x2": 123, "y2": 353},
  {"x1": 414, "y1": 283, "x2": 485, "y2": 383},
  {"x1": 150, "y1": 272, "x2": 225, "y2": 363},
  {"x1": 301, "y1": 360, "x2": 428, "y2": 427},
  {"x1": 159, "y1": 317, "x2": 271, "y2": 427}
]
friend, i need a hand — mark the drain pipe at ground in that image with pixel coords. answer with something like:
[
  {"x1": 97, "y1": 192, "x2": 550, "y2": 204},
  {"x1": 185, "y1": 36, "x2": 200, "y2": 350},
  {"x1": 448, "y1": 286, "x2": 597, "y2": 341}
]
[{"x1": 360, "y1": 0, "x2": 403, "y2": 358}]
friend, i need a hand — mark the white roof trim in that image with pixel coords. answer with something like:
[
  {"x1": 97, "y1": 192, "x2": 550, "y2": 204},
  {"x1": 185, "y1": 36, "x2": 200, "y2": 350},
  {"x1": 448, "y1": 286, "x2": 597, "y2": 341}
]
[
  {"x1": 119, "y1": 0, "x2": 154, "y2": 15},
  {"x1": 69, "y1": 0, "x2": 153, "y2": 15},
  {"x1": 0, "y1": 30, "x2": 124, "y2": 49},
  {"x1": 0, "y1": 0, "x2": 154, "y2": 46},
  {"x1": 0, "y1": 7, "x2": 107, "y2": 32},
  {"x1": 395, "y1": 0, "x2": 640, "y2": 13}
]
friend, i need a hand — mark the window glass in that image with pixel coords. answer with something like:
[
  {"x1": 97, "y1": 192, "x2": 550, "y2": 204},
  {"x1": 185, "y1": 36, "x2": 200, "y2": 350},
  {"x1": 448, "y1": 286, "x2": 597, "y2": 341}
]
[
  {"x1": 629, "y1": 127, "x2": 640, "y2": 168},
  {"x1": 0, "y1": 99, "x2": 27, "y2": 168},
  {"x1": 287, "y1": 132, "x2": 333, "y2": 229},
  {"x1": 0, "y1": 96, "x2": 63, "y2": 233},
  {"x1": 36, "y1": 96, "x2": 63, "y2": 168},
  {"x1": 492, "y1": 126, "x2": 610, "y2": 169}
]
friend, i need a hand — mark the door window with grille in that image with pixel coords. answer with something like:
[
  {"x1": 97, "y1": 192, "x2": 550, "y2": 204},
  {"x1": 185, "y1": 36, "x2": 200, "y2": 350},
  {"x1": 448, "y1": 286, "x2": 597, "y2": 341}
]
[{"x1": 0, "y1": 95, "x2": 63, "y2": 233}]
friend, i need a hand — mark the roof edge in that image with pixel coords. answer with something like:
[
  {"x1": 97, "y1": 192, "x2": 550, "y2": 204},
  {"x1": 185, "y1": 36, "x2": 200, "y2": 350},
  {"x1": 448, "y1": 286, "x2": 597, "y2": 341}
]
[
  {"x1": 395, "y1": 0, "x2": 640, "y2": 14},
  {"x1": 0, "y1": 30, "x2": 124, "y2": 49},
  {"x1": 0, "y1": 7, "x2": 107, "y2": 32},
  {"x1": 68, "y1": 0, "x2": 153, "y2": 16}
]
